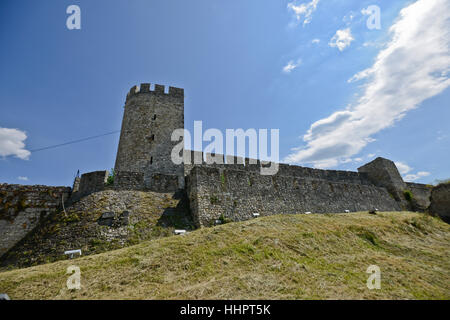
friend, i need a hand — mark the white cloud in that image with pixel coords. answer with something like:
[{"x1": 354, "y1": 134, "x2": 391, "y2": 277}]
[
  {"x1": 329, "y1": 28, "x2": 354, "y2": 51},
  {"x1": 437, "y1": 131, "x2": 448, "y2": 141},
  {"x1": 0, "y1": 127, "x2": 31, "y2": 160},
  {"x1": 283, "y1": 59, "x2": 302, "y2": 73},
  {"x1": 312, "y1": 38, "x2": 320, "y2": 44},
  {"x1": 395, "y1": 161, "x2": 430, "y2": 182},
  {"x1": 348, "y1": 67, "x2": 373, "y2": 83},
  {"x1": 404, "y1": 171, "x2": 431, "y2": 182},
  {"x1": 18, "y1": 176, "x2": 29, "y2": 181},
  {"x1": 285, "y1": 0, "x2": 450, "y2": 168},
  {"x1": 288, "y1": 0, "x2": 320, "y2": 26},
  {"x1": 363, "y1": 42, "x2": 375, "y2": 47},
  {"x1": 341, "y1": 158, "x2": 353, "y2": 164},
  {"x1": 312, "y1": 158, "x2": 339, "y2": 169},
  {"x1": 339, "y1": 157, "x2": 366, "y2": 165},
  {"x1": 367, "y1": 153, "x2": 376, "y2": 158},
  {"x1": 395, "y1": 161, "x2": 412, "y2": 175}
]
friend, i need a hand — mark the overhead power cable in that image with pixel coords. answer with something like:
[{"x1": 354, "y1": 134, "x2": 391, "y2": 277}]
[{"x1": 29, "y1": 130, "x2": 120, "y2": 153}]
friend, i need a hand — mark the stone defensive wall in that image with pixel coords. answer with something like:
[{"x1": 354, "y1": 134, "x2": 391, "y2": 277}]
[
  {"x1": 183, "y1": 151, "x2": 371, "y2": 186},
  {"x1": 72, "y1": 169, "x2": 180, "y2": 198},
  {"x1": 117, "y1": 146, "x2": 371, "y2": 194},
  {"x1": 429, "y1": 183, "x2": 450, "y2": 223},
  {"x1": 186, "y1": 166, "x2": 401, "y2": 227},
  {"x1": 0, "y1": 183, "x2": 71, "y2": 257},
  {"x1": 70, "y1": 170, "x2": 109, "y2": 201},
  {"x1": 78, "y1": 170, "x2": 109, "y2": 195},
  {"x1": 405, "y1": 182, "x2": 433, "y2": 211},
  {"x1": 113, "y1": 171, "x2": 180, "y2": 192},
  {"x1": 113, "y1": 171, "x2": 145, "y2": 191}
]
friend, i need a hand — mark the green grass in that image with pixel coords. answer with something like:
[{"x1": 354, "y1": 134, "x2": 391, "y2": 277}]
[{"x1": 0, "y1": 211, "x2": 448, "y2": 300}]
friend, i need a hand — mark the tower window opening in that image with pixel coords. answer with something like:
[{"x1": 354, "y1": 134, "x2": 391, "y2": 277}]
[
  {"x1": 150, "y1": 157, "x2": 153, "y2": 164},
  {"x1": 152, "y1": 114, "x2": 157, "y2": 120}
]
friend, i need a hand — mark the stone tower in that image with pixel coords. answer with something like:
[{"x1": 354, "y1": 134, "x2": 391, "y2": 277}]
[{"x1": 114, "y1": 83, "x2": 184, "y2": 191}]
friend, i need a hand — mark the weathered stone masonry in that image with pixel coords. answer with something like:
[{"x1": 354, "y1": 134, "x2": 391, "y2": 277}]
[
  {"x1": 187, "y1": 165, "x2": 401, "y2": 227},
  {"x1": 114, "y1": 83, "x2": 184, "y2": 192},
  {"x1": 405, "y1": 182, "x2": 433, "y2": 212},
  {"x1": 430, "y1": 183, "x2": 450, "y2": 223},
  {"x1": 0, "y1": 184, "x2": 71, "y2": 257}
]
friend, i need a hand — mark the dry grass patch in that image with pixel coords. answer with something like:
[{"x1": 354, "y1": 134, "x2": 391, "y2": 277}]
[{"x1": 0, "y1": 211, "x2": 448, "y2": 300}]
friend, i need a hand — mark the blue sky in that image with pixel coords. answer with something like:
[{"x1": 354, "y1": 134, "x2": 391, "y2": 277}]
[{"x1": 0, "y1": 0, "x2": 449, "y2": 186}]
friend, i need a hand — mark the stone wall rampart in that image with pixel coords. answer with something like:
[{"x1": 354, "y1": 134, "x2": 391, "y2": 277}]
[
  {"x1": 187, "y1": 166, "x2": 401, "y2": 227},
  {"x1": 0, "y1": 183, "x2": 71, "y2": 257}
]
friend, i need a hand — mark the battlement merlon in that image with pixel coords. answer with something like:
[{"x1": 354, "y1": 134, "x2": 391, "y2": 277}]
[{"x1": 125, "y1": 83, "x2": 184, "y2": 102}]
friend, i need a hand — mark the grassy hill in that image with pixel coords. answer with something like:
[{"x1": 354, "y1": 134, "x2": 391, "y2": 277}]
[{"x1": 0, "y1": 211, "x2": 448, "y2": 300}]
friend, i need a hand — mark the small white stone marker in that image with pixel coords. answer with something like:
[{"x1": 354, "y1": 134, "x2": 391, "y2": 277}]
[
  {"x1": 305, "y1": 212, "x2": 312, "y2": 215},
  {"x1": 252, "y1": 213, "x2": 260, "y2": 218},
  {"x1": 0, "y1": 293, "x2": 11, "y2": 300},
  {"x1": 64, "y1": 249, "x2": 82, "y2": 259},
  {"x1": 174, "y1": 229, "x2": 186, "y2": 235},
  {"x1": 345, "y1": 210, "x2": 350, "y2": 213}
]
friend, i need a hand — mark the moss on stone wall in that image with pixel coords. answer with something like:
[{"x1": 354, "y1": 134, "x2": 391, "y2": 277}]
[
  {"x1": 0, "y1": 189, "x2": 194, "y2": 270},
  {"x1": 0, "y1": 196, "x2": 30, "y2": 222}
]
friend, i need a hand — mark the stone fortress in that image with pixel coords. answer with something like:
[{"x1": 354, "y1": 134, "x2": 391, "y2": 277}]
[{"x1": 1, "y1": 82, "x2": 448, "y2": 266}]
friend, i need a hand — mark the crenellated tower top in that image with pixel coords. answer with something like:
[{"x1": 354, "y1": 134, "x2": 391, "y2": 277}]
[{"x1": 125, "y1": 83, "x2": 184, "y2": 103}]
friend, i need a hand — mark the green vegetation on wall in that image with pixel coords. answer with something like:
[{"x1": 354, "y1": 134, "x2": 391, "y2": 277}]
[
  {"x1": 404, "y1": 190, "x2": 414, "y2": 202},
  {"x1": 106, "y1": 169, "x2": 115, "y2": 186}
]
